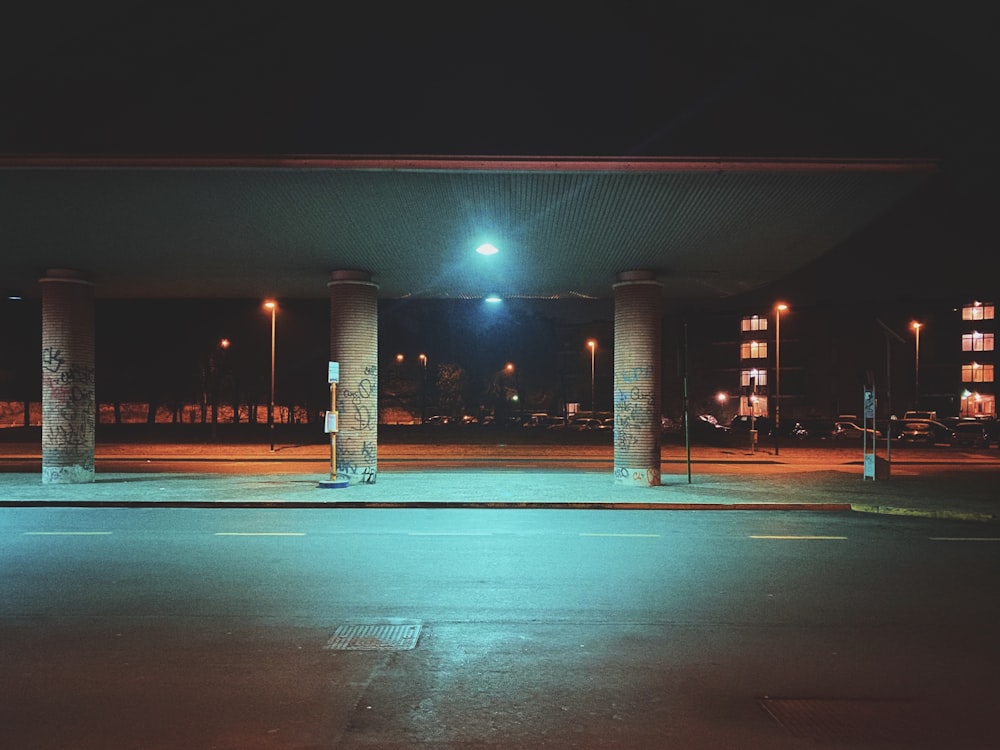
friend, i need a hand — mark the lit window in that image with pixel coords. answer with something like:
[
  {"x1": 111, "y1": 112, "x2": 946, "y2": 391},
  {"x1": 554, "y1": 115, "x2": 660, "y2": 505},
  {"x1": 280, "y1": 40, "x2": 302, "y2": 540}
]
[
  {"x1": 741, "y1": 315, "x2": 768, "y2": 332},
  {"x1": 962, "y1": 332, "x2": 994, "y2": 352},
  {"x1": 741, "y1": 369, "x2": 768, "y2": 387},
  {"x1": 740, "y1": 341, "x2": 768, "y2": 359},
  {"x1": 962, "y1": 363, "x2": 995, "y2": 383},
  {"x1": 962, "y1": 302, "x2": 995, "y2": 321}
]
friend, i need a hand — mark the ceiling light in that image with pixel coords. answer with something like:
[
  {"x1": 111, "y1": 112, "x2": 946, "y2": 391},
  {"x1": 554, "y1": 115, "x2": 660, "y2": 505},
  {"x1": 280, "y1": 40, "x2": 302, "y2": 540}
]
[{"x1": 475, "y1": 243, "x2": 499, "y2": 256}]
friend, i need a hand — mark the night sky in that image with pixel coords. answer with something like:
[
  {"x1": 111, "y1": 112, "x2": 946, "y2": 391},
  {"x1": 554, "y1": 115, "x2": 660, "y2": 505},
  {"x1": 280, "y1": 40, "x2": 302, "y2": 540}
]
[{"x1": 2, "y1": 5, "x2": 994, "y2": 163}]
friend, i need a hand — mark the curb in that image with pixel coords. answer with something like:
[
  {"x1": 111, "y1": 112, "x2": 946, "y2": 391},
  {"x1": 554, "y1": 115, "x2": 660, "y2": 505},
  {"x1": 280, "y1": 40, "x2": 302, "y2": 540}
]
[
  {"x1": 0, "y1": 500, "x2": 854, "y2": 511},
  {"x1": 850, "y1": 503, "x2": 997, "y2": 523}
]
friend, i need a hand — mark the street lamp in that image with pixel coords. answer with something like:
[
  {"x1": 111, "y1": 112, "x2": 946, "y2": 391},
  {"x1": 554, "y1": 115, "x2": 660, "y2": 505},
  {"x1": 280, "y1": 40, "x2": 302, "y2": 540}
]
[
  {"x1": 418, "y1": 353, "x2": 427, "y2": 424},
  {"x1": 586, "y1": 339, "x2": 597, "y2": 415},
  {"x1": 774, "y1": 303, "x2": 787, "y2": 455},
  {"x1": 263, "y1": 299, "x2": 277, "y2": 451},
  {"x1": 912, "y1": 320, "x2": 922, "y2": 409}
]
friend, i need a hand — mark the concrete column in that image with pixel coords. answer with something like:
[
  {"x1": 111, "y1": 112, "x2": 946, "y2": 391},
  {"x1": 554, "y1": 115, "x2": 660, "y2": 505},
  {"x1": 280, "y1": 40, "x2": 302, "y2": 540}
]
[
  {"x1": 39, "y1": 269, "x2": 96, "y2": 484},
  {"x1": 329, "y1": 270, "x2": 379, "y2": 484},
  {"x1": 613, "y1": 270, "x2": 663, "y2": 486}
]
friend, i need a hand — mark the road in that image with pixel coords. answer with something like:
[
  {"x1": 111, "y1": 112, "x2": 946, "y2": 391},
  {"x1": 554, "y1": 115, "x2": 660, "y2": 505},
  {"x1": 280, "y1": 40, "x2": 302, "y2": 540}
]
[{"x1": 2, "y1": 506, "x2": 998, "y2": 749}]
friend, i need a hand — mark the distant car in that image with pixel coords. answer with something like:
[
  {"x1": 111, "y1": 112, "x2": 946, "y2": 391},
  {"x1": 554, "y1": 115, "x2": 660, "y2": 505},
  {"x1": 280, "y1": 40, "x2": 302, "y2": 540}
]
[
  {"x1": 568, "y1": 417, "x2": 603, "y2": 431},
  {"x1": 728, "y1": 415, "x2": 773, "y2": 436},
  {"x1": 831, "y1": 421, "x2": 881, "y2": 440},
  {"x1": 786, "y1": 418, "x2": 836, "y2": 439},
  {"x1": 952, "y1": 420, "x2": 990, "y2": 448},
  {"x1": 689, "y1": 414, "x2": 731, "y2": 444},
  {"x1": 896, "y1": 419, "x2": 955, "y2": 446}
]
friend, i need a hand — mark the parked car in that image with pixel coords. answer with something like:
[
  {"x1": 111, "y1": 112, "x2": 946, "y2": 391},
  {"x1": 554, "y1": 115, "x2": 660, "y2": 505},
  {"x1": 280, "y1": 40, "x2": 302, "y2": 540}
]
[
  {"x1": 786, "y1": 418, "x2": 837, "y2": 440},
  {"x1": 952, "y1": 420, "x2": 990, "y2": 448},
  {"x1": 895, "y1": 419, "x2": 955, "y2": 446},
  {"x1": 689, "y1": 414, "x2": 731, "y2": 444},
  {"x1": 831, "y1": 421, "x2": 881, "y2": 440},
  {"x1": 568, "y1": 417, "x2": 603, "y2": 431},
  {"x1": 728, "y1": 415, "x2": 773, "y2": 436}
]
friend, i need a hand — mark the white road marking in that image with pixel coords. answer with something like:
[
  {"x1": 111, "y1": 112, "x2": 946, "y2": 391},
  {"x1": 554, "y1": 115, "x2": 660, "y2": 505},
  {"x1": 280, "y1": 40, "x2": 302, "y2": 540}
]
[
  {"x1": 23, "y1": 531, "x2": 113, "y2": 536},
  {"x1": 750, "y1": 535, "x2": 847, "y2": 540},
  {"x1": 929, "y1": 537, "x2": 1000, "y2": 542}
]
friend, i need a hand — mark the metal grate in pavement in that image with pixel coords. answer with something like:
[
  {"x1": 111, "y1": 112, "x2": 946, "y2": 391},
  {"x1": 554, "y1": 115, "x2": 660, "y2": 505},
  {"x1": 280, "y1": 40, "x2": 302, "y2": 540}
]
[
  {"x1": 324, "y1": 619, "x2": 422, "y2": 651},
  {"x1": 759, "y1": 697, "x2": 947, "y2": 744}
]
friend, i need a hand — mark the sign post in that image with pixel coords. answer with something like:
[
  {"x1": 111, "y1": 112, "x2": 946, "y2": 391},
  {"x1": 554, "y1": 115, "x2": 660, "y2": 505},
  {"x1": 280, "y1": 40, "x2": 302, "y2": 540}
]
[
  {"x1": 862, "y1": 385, "x2": 881, "y2": 480},
  {"x1": 318, "y1": 362, "x2": 349, "y2": 488}
]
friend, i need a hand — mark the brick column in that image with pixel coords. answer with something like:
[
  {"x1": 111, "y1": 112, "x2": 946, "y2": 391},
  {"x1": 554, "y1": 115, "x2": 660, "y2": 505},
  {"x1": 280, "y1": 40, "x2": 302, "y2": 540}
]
[
  {"x1": 613, "y1": 270, "x2": 663, "y2": 486},
  {"x1": 329, "y1": 270, "x2": 379, "y2": 484},
  {"x1": 39, "y1": 269, "x2": 96, "y2": 484}
]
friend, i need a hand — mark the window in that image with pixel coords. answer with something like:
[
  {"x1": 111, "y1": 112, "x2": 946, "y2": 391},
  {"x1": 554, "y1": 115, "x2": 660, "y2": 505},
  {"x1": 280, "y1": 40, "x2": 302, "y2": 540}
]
[
  {"x1": 740, "y1": 341, "x2": 768, "y2": 359},
  {"x1": 741, "y1": 369, "x2": 768, "y2": 387},
  {"x1": 962, "y1": 332, "x2": 994, "y2": 351},
  {"x1": 962, "y1": 363, "x2": 994, "y2": 383},
  {"x1": 741, "y1": 315, "x2": 768, "y2": 332},
  {"x1": 961, "y1": 392, "x2": 996, "y2": 418},
  {"x1": 962, "y1": 302, "x2": 995, "y2": 321}
]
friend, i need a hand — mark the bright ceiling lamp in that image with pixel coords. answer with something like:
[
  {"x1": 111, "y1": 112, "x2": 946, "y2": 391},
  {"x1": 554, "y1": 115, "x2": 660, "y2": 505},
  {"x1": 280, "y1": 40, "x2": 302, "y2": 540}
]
[
  {"x1": 484, "y1": 294, "x2": 502, "y2": 303},
  {"x1": 475, "y1": 243, "x2": 499, "y2": 256}
]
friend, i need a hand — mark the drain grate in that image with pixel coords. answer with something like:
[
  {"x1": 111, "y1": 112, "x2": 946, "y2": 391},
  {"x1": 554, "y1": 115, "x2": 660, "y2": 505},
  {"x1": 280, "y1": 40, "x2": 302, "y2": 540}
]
[
  {"x1": 759, "y1": 697, "x2": 945, "y2": 743},
  {"x1": 324, "y1": 618, "x2": 422, "y2": 651}
]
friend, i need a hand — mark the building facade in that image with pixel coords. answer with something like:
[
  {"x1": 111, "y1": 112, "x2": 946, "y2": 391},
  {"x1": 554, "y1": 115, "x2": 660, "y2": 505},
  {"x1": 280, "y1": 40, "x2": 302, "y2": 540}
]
[{"x1": 959, "y1": 300, "x2": 996, "y2": 418}]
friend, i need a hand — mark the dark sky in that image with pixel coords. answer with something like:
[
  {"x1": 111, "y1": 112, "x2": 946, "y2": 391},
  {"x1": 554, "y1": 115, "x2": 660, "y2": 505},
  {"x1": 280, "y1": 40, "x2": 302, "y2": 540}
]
[
  {"x1": 3, "y1": 5, "x2": 995, "y2": 162},
  {"x1": 2, "y1": 4, "x2": 997, "y2": 301}
]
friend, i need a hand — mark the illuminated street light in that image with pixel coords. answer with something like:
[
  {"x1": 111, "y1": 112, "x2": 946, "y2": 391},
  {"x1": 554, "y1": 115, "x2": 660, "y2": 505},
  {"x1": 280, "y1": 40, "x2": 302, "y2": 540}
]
[
  {"x1": 586, "y1": 339, "x2": 597, "y2": 415},
  {"x1": 774, "y1": 303, "x2": 788, "y2": 456},
  {"x1": 418, "y1": 353, "x2": 428, "y2": 424},
  {"x1": 912, "y1": 320, "x2": 922, "y2": 408},
  {"x1": 263, "y1": 299, "x2": 277, "y2": 451}
]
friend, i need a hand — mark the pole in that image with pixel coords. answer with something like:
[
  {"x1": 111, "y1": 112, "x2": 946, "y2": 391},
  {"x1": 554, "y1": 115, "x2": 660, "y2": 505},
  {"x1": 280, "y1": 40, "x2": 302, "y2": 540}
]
[
  {"x1": 590, "y1": 342, "x2": 596, "y2": 416},
  {"x1": 329, "y1": 382, "x2": 337, "y2": 480},
  {"x1": 683, "y1": 318, "x2": 691, "y2": 484},
  {"x1": 269, "y1": 303, "x2": 276, "y2": 452},
  {"x1": 419, "y1": 354, "x2": 427, "y2": 424},
  {"x1": 774, "y1": 306, "x2": 781, "y2": 456},
  {"x1": 914, "y1": 322, "x2": 921, "y2": 409}
]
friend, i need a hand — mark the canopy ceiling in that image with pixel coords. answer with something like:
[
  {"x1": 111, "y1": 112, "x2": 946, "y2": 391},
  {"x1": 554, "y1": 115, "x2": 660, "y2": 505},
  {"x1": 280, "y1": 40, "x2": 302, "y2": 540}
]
[{"x1": 0, "y1": 155, "x2": 936, "y2": 302}]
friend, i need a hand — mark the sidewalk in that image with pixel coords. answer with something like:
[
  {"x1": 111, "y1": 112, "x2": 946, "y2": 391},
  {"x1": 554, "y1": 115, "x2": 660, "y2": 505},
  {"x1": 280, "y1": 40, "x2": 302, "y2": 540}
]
[{"x1": 1, "y1": 442, "x2": 998, "y2": 523}]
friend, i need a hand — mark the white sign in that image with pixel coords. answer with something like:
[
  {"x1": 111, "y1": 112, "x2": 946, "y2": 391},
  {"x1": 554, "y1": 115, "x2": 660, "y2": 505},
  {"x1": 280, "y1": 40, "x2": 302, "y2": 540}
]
[
  {"x1": 328, "y1": 361, "x2": 340, "y2": 384},
  {"x1": 324, "y1": 411, "x2": 338, "y2": 433},
  {"x1": 864, "y1": 387, "x2": 875, "y2": 418}
]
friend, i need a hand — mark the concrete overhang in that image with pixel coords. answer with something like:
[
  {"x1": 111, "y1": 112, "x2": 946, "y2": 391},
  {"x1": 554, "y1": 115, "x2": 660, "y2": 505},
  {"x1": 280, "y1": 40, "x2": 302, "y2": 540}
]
[{"x1": 0, "y1": 154, "x2": 938, "y2": 301}]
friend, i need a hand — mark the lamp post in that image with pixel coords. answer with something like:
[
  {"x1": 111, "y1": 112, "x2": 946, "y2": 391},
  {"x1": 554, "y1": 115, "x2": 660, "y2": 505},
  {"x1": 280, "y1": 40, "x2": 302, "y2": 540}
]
[
  {"x1": 263, "y1": 300, "x2": 277, "y2": 451},
  {"x1": 418, "y1": 353, "x2": 427, "y2": 424},
  {"x1": 774, "y1": 303, "x2": 787, "y2": 455},
  {"x1": 586, "y1": 339, "x2": 597, "y2": 416},
  {"x1": 912, "y1": 321, "x2": 922, "y2": 409}
]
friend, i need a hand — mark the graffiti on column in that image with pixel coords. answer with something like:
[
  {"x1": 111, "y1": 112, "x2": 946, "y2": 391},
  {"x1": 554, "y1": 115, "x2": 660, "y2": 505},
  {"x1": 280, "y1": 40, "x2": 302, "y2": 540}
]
[
  {"x1": 614, "y1": 363, "x2": 660, "y2": 485},
  {"x1": 41, "y1": 346, "x2": 95, "y2": 448},
  {"x1": 336, "y1": 363, "x2": 378, "y2": 483},
  {"x1": 613, "y1": 365, "x2": 654, "y2": 452}
]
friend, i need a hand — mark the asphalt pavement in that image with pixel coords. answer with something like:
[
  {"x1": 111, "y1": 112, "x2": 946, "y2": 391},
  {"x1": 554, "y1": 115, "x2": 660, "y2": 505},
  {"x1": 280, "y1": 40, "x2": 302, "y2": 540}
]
[{"x1": 2, "y1": 440, "x2": 998, "y2": 523}]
